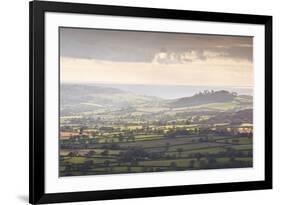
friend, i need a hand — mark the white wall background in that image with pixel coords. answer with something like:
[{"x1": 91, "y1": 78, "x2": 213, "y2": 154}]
[{"x1": 0, "y1": 0, "x2": 279, "y2": 204}]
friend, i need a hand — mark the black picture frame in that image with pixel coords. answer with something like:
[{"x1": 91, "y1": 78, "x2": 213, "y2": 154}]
[{"x1": 29, "y1": 1, "x2": 272, "y2": 204}]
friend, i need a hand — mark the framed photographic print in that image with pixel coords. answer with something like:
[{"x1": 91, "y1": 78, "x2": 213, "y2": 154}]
[{"x1": 29, "y1": 0, "x2": 272, "y2": 204}]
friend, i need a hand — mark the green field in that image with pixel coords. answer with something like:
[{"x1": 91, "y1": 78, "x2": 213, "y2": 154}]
[{"x1": 59, "y1": 87, "x2": 253, "y2": 176}]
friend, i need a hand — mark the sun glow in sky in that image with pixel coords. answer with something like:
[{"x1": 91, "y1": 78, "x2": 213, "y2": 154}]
[{"x1": 60, "y1": 27, "x2": 253, "y2": 87}]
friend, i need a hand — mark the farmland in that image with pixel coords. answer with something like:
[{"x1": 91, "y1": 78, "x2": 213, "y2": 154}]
[{"x1": 59, "y1": 84, "x2": 253, "y2": 176}]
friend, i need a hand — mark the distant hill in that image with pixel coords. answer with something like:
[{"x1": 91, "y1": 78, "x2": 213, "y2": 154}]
[
  {"x1": 61, "y1": 84, "x2": 125, "y2": 105},
  {"x1": 60, "y1": 84, "x2": 160, "y2": 115},
  {"x1": 168, "y1": 90, "x2": 239, "y2": 108},
  {"x1": 60, "y1": 85, "x2": 253, "y2": 116}
]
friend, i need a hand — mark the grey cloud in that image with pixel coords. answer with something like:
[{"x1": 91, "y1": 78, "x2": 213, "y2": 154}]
[{"x1": 60, "y1": 27, "x2": 253, "y2": 63}]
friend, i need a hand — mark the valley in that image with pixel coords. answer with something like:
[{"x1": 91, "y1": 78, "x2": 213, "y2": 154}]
[{"x1": 59, "y1": 84, "x2": 253, "y2": 176}]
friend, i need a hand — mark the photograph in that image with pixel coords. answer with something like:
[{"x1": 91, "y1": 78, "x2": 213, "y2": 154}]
[
  {"x1": 28, "y1": 1, "x2": 272, "y2": 204},
  {"x1": 59, "y1": 28, "x2": 254, "y2": 177}
]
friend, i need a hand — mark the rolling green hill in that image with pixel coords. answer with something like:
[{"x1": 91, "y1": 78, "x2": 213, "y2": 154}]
[{"x1": 60, "y1": 84, "x2": 252, "y2": 116}]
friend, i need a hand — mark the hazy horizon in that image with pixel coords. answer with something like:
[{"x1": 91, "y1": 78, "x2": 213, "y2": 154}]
[{"x1": 61, "y1": 82, "x2": 253, "y2": 99}]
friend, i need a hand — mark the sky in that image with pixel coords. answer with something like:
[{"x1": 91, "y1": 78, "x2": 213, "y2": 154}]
[{"x1": 60, "y1": 27, "x2": 253, "y2": 87}]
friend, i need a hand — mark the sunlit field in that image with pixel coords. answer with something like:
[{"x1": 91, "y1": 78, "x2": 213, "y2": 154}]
[{"x1": 59, "y1": 84, "x2": 253, "y2": 176}]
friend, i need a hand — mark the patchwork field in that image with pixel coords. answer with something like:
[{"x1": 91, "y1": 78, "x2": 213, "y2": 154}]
[{"x1": 59, "y1": 85, "x2": 253, "y2": 176}]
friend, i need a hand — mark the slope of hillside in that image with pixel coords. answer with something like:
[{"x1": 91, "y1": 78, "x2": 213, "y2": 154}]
[
  {"x1": 60, "y1": 85, "x2": 253, "y2": 116},
  {"x1": 168, "y1": 90, "x2": 252, "y2": 111},
  {"x1": 60, "y1": 84, "x2": 161, "y2": 115},
  {"x1": 203, "y1": 109, "x2": 253, "y2": 124},
  {"x1": 169, "y1": 90, "x2": 236, "y2": 107}
]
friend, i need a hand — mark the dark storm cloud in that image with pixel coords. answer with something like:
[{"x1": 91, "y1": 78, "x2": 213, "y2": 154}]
[{"x1": 60, "y1": 27, "x2": 253, "y2": 63}]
